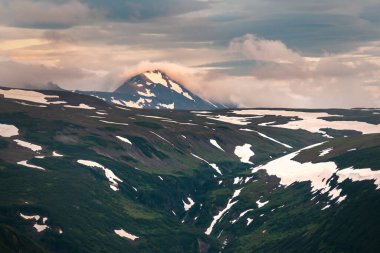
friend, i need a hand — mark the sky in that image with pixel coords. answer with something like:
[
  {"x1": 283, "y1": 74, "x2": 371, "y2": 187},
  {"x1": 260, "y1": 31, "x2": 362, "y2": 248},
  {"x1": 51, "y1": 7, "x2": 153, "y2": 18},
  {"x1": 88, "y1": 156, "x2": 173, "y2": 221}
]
[{"x1": 1, "y1": 0, "x2": 380, "y2": 108}]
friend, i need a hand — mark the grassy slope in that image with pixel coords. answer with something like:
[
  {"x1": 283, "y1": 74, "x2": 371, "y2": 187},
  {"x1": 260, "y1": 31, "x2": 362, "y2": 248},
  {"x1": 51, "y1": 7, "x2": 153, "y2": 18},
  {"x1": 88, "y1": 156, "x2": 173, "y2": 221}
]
[{"x1": 0, "y1": 92, "x2": 379, "y2": 252}]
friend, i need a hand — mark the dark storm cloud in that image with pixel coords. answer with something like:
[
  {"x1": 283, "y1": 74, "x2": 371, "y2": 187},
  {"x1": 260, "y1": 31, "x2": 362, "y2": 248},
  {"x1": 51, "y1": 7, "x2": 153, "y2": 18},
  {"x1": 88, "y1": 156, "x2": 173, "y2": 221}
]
[
  {"x1": 168, "y1": 13, "x2": 380, "y2": 54},
  {"x1": 1, "y1": 0, "x2": 377, "y2": 54},
  {"x1": 0, "y1": 0, "x2": 208, "y2": 29},
  {"x1": 80, "y1": 0, "x2": 208, "y2": 22},
  {"x1": 164, "y1": 0, "x2": 380, "y2": 53},
  {"x1": 359, "y1": 3, "x2": 380, "y2": 24}
]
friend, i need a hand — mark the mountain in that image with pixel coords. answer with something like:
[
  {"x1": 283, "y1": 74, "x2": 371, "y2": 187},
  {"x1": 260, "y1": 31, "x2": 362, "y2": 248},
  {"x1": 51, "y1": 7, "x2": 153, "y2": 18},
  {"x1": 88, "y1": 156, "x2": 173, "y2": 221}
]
[
  {"x1": 23, "y1": 82, "x2": 65, "y2": 91},
  {"x1": 1, "y1": 87, "x2": 380, "y2": 252},
  {"x1": 81, "y1": 70, "x2": 226, "y2": 110},
  {"x1": 43, "y1": 82, "x2": 65, "y2": 91}
]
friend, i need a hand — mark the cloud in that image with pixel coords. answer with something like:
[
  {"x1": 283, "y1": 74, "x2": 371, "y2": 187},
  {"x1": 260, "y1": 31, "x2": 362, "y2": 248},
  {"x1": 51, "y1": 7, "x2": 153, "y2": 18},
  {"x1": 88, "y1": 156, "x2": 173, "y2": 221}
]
[
  {"x1": 0, "y1": 0, "x2": 208, "y2": 29},
  {"x1": 1, "y1": 0, "x2": 380, "y2": 109},
  {"x1": 119, "y1": 60, "x2": 207, "y2": 92},
  {"x1": 115, "y1": 35, "x2": 379, "y2": 109},
  {"x1": 199, "y1": 34, "x2": 380, "y2": 108},
  {"x1": 0, "y1": 60, "x2": 91, "y2": 88},
  {"x1": 1, "y1": 39, "x2": 380, "y2": 109},
  {"x1": 111, "y1": 55, "x2": 380, "y2": 109},
  {"x1": 0, "y1": 0, "x2": 100, "y2": 29},
  {"x1": 229, "y1": 34, "x2": 303, "y2": 63},
  {"x1": 173, "y1": 1, "x2": 380, "y2": 54},
  {"x1": 191, "y1": 73, "x2": 380, "y2": 109},
  {"x1": 193, "y1": 75, "x2": 315, "y2": 108},
  {"x1": 81, "y1": 0, "x2": 208, "y2": 22}
]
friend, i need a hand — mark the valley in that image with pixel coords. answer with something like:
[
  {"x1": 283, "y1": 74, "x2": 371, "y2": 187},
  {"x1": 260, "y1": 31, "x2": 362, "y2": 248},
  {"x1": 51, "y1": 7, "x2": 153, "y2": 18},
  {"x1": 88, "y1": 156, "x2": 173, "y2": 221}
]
[{"x1": 1, "y1": 87, "x2": 380, "y2": 252}]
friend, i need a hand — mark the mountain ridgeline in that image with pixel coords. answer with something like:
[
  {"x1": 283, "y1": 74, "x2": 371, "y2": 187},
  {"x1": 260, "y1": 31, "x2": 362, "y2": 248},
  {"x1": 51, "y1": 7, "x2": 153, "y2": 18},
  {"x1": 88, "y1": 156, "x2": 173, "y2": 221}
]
[{"x1": 82, "y1": 70, "x2": 225, "y2": 110}]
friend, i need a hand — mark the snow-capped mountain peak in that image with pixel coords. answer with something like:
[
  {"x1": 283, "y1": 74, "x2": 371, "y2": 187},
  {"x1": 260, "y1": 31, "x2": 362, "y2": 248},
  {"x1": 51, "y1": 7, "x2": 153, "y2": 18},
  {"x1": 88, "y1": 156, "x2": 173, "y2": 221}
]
[
  {"x1": 142, "y1": 70, "x2": 194, "y2": 100},
  {"x1": 105, "y1": 70, "x2": 217, "y2": 109},
  {"x1": 117, "y1": 70, "x2": 194, "y2": 101},
  {"x1": 79, "y1": 69, "x2": 227, "y2": 110}
]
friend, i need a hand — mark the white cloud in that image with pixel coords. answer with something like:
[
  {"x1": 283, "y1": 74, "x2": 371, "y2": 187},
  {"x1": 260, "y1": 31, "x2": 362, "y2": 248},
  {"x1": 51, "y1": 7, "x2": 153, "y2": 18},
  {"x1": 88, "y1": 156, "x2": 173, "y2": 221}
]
[
  {"x1": 229, "y1": 34, "x2": 303, "y2": 63},
  {"x1": 119, "y1": 60, "x2": 207, "y2": 92},
  {"x1": 212, "y1": 34, "x2": 380, "y2": 108},
  {"x1": 1, "y1": 24, "x2": 380, "y2": 108}
]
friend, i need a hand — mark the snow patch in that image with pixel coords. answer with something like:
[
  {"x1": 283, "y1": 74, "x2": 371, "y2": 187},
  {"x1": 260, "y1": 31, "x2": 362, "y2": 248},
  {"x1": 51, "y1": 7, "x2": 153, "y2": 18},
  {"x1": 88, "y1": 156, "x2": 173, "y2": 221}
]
[
  {"x1": 244, "y1": 176, "x2": 253, "y2": 183},
  {"x1": 0, "y1": 88, "x2": 66, "y2": 105},
  {"x1": 231, "y1": 209, "x2": 254, "y2": 224},
  {"x1": 20, "y1": 213, "x2": 49, "y2": 232},
  {"x1": 233, "y1": 109, "x2": 380, "y2": 135},
  {"x1": 234, "y1": 144, "x2": 254, "y2": 164},
  {"x1": 112, "y1": 97, "x2": 152, "y2": 109},
  {"x1": 52, "y1": 151, "x2": 63, "y2": 157},
  {"x1": 251, "y1": 143, "x2": 380, "y2": 204},
  {"x1": 205, "y1": 188, "x2": 242, "y2": 235},
  {"x1": 233, "y1": 177, "x2": 243, "y2": 185},
  {"x1": 17, "y1": 160, "x2": 46, "y2": 170},
  {"x1": 183, "y1": 197, "x2": 195, "y2": 211},
  {"x1": 138, "y1": 115, "x2": 168, "y2": 120},
  {"x1": 336, "y1": 167, "x2": 380, "y2": 189},
  {"x1": 241, "y1": 129, "x2": 292, "y2": 149},
  {"x1": 114, "y1": 229, "x2": 139, "y2": 241},
  {"x1": 64, "y1": 104, "x2": 95, "y2": 110},
  {"x1": 137, "y1": 89, "x2": 156, "y2": 97},
  {"x1": 210, "y1": 139, "x2": 225, "y2": 152},
  {"x1": 150, "y1": 131, "x2": 174, "y2": 146},
  {"x1": 34, "y1": 224, "x2": 49, "y2": 232},
  {"x1": 15, "y1": 101, "x2": 47, "y2": 107},
  {"x1": 258, "y1": 121, "x2": 276, "y2": 126},
  {"x1": 14, "y1": 139, "x2": 42, "y2": 152},
  {"x1": 336, "y1": 195, "x2": 347, "y2": 203},
  {"x1": 321, "y1": 205, "x2": 330, "y2": 210},
  {"x1": 99, "y1": 120, "x2": 128, "y2": 126},
  {"x1": 116, "y1": 136, "x2": 132, "y2": 145},
  {"x1": 115, "y1": 106, "x2": 130, "y2": 111},
  {"x1": 168, "y1": 80, "x2": 194, "y2": 101},
  {"x1": 77, "y1": 160, "x2": 123, "y2": 191},
  {"x1": 20, "y1": 213, "x2": 40, "y2": 221},
  {"x1": 200, "y1": 115, "x2": 259, "y2": 125},
  {"x1": 319, "y1": 148, "x2": 333, "y2": 157},
  {"x1": 191, "y1": 111, "x2": 211, "y2": 114},
  {"x1": 256, "y1": 200, "x2": 269, "y2": 208},
  {"x1": 144, "y1": 71, "x2": 168, "y2": 87},
  {"x1": 0, "y1": 123, "x2": 19, "y2": 137},
  {"x1": 191, "y1": 153, "x2": 223, "y2": 175},
  {"x1": 157, "y1": 102, "x2": 174, "y2": 109}
]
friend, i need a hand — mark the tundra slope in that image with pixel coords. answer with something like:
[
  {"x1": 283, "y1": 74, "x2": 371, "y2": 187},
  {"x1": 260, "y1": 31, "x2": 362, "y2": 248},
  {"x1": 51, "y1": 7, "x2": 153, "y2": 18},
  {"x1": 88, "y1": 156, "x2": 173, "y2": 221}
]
[{"x1": 0, "y1": 87, "x2": 380, "y2": 252}]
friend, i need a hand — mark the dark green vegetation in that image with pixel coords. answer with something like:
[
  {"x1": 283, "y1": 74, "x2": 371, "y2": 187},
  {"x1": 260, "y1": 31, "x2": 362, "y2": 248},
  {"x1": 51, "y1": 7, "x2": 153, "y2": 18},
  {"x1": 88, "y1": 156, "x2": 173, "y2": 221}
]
[{"x1": 0, "y1": 89, "x2": 380, "y2": 252}]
